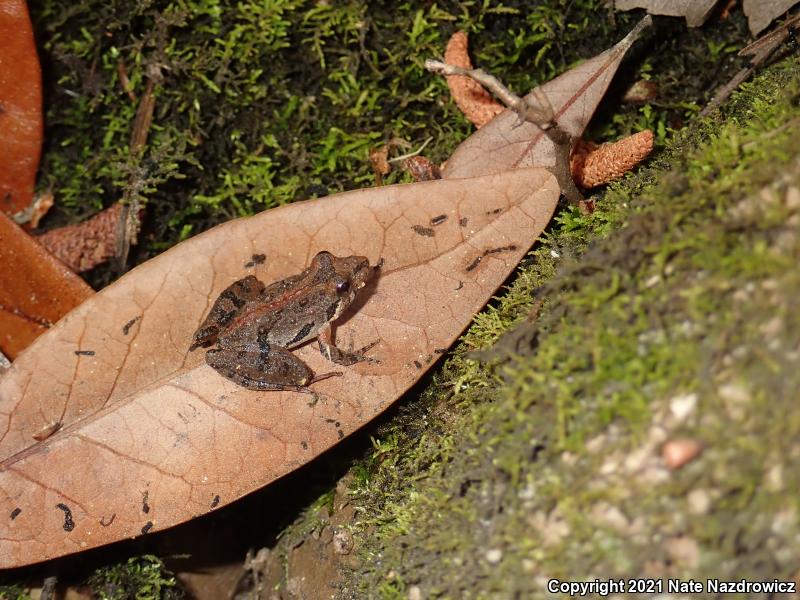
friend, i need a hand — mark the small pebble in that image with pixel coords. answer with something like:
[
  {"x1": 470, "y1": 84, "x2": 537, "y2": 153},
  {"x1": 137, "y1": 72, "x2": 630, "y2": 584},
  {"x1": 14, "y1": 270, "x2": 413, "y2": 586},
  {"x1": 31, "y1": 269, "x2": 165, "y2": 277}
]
[
  {"x1": 669, "y1": 393, "x2": 698, "y2": 423},
  {"x1": 408, "y1": 585, "x2": 423, "y2": 600},
  {"x1": 485, "y1": 548, "x2": 503, "y2": 564},
  {"x1": 664, "y1": 536, "x2": 700, "y2": 569},
  {"x1": 332, "y1": 529, "x2": 354, "y2": 555},
  {"x1": 662, "y1": 438, "x2": 703, "y2": 470},
  {"x1": 687, "y1": 488, "x2": 711, "y2": 515}
]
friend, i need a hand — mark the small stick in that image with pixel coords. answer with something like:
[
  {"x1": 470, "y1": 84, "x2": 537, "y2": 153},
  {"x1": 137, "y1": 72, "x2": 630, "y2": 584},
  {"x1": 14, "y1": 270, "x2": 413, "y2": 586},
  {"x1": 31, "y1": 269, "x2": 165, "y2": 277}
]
[
  {"x1": 425, "y1": 59, "x2": 583, "y2": 204},
  {"x1": 425, "y1": 60, "x2": 554, "y2": 130}
]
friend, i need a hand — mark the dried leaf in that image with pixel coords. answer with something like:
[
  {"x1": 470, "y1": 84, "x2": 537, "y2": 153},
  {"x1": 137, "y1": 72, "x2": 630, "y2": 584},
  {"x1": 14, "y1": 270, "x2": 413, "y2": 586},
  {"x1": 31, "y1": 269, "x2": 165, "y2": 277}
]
[
  {"x1": 0, "y1": 211, "x2": 94, "y2": 359},
  {"x1": 614, "y1": 0, "x2": 718, "y2": 27},
  {"x1": 0, "y1": 0, "x2": 43, "y2": 215},
  {"x1": 0, "y1": 167, "x2": 560, "y2": 566},
  {"x1": 442, "y1": 16, "x2": 651, "y2": 179},
  {"x1": 743, "y1": 0, "x2": 799, "y2": 35}
]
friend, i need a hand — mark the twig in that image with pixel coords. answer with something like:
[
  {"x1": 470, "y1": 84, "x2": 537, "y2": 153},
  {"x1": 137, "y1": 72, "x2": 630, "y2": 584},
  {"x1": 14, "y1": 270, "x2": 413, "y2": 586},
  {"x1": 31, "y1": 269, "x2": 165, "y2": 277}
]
[
  {"x1": 700, "y1": 12, "x2": 800, "y2": 117},
  {"x1": 425, "y1": 59, "x2": 582, "y2": 204},
  {"x1": 116, "y1": 63, "x2": 162, "y2": 270},
  {"x1": 425, "y1": 60, "x2": 553, "y2": 129}
]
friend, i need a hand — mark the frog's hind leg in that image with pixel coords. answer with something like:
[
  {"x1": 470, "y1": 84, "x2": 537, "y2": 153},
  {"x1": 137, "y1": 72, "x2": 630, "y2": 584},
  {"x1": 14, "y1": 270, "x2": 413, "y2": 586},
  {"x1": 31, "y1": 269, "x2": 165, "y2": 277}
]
[
  {"x1": 206, "y1": 343, "x2": 342, "y2": 393},
  {"x1": 190, "y1": 275, "x2": 265, "y2": 350}
]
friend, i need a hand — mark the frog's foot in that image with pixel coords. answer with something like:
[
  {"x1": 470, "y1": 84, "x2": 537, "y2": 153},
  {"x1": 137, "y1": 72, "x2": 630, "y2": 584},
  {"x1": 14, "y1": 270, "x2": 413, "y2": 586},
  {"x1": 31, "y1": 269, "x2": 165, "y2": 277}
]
[{"x1": 318, "y1": 338, "x2": 380, "y2": 366}]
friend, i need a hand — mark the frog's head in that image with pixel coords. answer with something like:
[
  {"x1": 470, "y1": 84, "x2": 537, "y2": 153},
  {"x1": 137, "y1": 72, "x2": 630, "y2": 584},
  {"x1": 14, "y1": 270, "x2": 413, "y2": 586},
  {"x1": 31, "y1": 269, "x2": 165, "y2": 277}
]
[{"x1": 312, "y1": 251, "x2": 374, "y2": 313}]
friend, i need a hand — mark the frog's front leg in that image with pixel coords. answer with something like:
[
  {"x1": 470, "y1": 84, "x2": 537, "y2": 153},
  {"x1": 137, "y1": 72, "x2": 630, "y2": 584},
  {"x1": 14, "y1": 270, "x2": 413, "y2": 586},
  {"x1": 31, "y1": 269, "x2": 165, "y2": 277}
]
[
  {"x1": 207, "y1": 334, "x2": 341, "y2": 393},
  {"x1": 317, "y1": 323, "x2": 379, "y2": 367}
]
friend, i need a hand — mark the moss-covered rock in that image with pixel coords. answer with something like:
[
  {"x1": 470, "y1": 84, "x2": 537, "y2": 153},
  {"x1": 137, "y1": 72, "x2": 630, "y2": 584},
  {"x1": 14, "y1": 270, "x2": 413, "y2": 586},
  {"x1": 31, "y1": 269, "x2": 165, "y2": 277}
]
[{"x1": 338, "y1": 56, "x2": 800, "y2": 598}]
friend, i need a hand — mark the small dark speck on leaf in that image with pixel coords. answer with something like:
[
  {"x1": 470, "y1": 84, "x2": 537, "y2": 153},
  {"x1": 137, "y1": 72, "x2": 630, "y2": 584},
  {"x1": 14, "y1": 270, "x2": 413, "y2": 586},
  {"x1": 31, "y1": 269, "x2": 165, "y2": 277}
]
[
  {"x1": 74, "y1": 350, "x2": 95, "y2": 356},
  {"x1": 467, "y1": 245, "x2": 519, "y2": 272},
  {"x1": 455, "y1": 281, "x2": 464, "y2": 290},
  {"x1": 301, "y1": 440, "x2": 308, "y2": 449},
  {"x1": 100, "y1": 514, "x2": 116, "y2": 527},
  {"x1": 434, "y1": 348, "x2": 447, "y2": 354},
  {"x1": 56, "y1": 503, "x2": 74, "y2": 532},
  {"x1": 211, "y1": 495, "x2": 220, "y2": 509},
  {"x1": 459, "y1": 217, "x2": 469, "y2": 227},
  {"x1": 244, "y1": 253, "x2": 267, "y2": 268},
  {"x1": 122, "y1": 316, "x2": 140, "y2": 335},
  {"x1": 141, "y1": 521, "x2": 153, "y2": 534},
  {"x1": 465, "y1": 256, "x2": 483, "y2": 272},
  {"x1": 10, "y1": 508, "x2": 21, "y2": 520},
  {"x1": 411, "y1": 224, "x2": 435, "y2": 237},
  {"x1": 337, "y1": 429, "x2": 344, "y2": 440},
  {"x1": 431, "y1": 214, "x2": 447, "y2": 226},
  {"x1": 413, "y1": 360, "x2": 422, "y2": 369},
  {"x1": 486, "y1": 208, "x2": 502, "y2": 215},
  {"x1": 142, "y1": 491, "x2": 150, "y2": 514}
]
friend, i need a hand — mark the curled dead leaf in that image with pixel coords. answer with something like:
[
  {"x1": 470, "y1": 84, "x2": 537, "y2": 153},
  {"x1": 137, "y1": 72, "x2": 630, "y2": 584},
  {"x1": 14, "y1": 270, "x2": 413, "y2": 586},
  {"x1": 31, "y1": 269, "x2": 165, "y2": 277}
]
[{"x1": 0, "y1": 0, "x2": 43, "y2": 216}]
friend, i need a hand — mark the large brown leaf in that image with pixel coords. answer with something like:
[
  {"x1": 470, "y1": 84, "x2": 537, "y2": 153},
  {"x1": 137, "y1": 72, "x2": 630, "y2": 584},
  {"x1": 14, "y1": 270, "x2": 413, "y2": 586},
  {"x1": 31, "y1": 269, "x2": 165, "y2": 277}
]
[
  {"x1": 443, "y1": 16, "x2": 651, "y2": 179},
  {"x1": 0, "y1": 0, "x2": 43, "y2": 215},
  {"x1": 0, "y1": 168, "x2": 559, "y2": 567}
]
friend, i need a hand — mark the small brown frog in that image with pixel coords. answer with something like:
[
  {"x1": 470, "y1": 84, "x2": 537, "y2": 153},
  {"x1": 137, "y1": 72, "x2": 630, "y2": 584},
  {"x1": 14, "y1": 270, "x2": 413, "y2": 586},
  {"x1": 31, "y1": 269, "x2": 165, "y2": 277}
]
[{"x1": 190, "y1": 251, "x2": 376, "y2": 393}]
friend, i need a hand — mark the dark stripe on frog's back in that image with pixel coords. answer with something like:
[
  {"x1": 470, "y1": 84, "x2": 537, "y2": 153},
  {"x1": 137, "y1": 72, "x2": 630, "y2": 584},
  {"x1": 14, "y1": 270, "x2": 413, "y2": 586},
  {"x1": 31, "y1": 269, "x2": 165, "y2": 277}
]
[{"x1": 287, "y1": 322, "x2": 315, "y2": 346}]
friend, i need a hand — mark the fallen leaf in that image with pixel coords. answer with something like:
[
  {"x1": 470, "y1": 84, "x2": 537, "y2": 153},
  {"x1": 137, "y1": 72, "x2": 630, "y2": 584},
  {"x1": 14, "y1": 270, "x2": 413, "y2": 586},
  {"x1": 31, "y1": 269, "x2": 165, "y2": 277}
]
[
  {"x1": 743, "y1": 0, "x2": 799, "y2": 35},
  {"x1": 614, "y1": 0, "x2": 718, "y2": 27},
  {"x1": 442, "y1": 16, "x2": 651, "y2": 179},
  {"x1": 0, "y1": 0, "x2": 43, "y2": 216},
  {"x1": 0, "y1": 211, "x2": 94, "y2": 359},
  {"x1": 0, "y1": 167, "x2": 559, "y2": 566}
]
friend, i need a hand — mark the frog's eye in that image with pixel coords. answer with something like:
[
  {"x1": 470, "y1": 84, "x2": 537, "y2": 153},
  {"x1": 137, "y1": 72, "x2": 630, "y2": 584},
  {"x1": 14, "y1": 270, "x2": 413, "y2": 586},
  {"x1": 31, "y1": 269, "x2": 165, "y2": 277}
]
[{"x1": 336, "y1": 280, "x2": 350, "y2": 294}]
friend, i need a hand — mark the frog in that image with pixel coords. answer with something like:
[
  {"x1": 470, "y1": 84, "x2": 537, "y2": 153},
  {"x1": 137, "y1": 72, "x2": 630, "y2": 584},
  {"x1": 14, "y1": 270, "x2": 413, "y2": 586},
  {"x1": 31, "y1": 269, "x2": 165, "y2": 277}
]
[{"x1": 190, "y1": 251, "x2": 377, "y2": 393}]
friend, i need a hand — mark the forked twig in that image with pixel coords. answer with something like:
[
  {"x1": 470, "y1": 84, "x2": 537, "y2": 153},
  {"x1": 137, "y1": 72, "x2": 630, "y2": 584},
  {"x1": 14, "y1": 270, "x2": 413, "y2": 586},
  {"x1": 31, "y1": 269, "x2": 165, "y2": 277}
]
[{"x1": 425, "y1": 59, "x2": 583, "y2": 204}]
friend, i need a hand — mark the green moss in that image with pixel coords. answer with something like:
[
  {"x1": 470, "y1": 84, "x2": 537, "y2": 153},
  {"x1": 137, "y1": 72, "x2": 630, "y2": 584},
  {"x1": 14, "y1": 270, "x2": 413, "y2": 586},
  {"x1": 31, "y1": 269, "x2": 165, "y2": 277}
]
[
  {"x1": 30, "y1": 0, "x2": 747, "y2": 279},
  {"x1": 0, "y1": 585, "x2": 31, "y2": 600},
  {"x1": 87, "y1": 555, "x2": 185, "y2": 600},
  {"x1": 342, "y1": 57, "x2": 800, "y2": 597}
]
